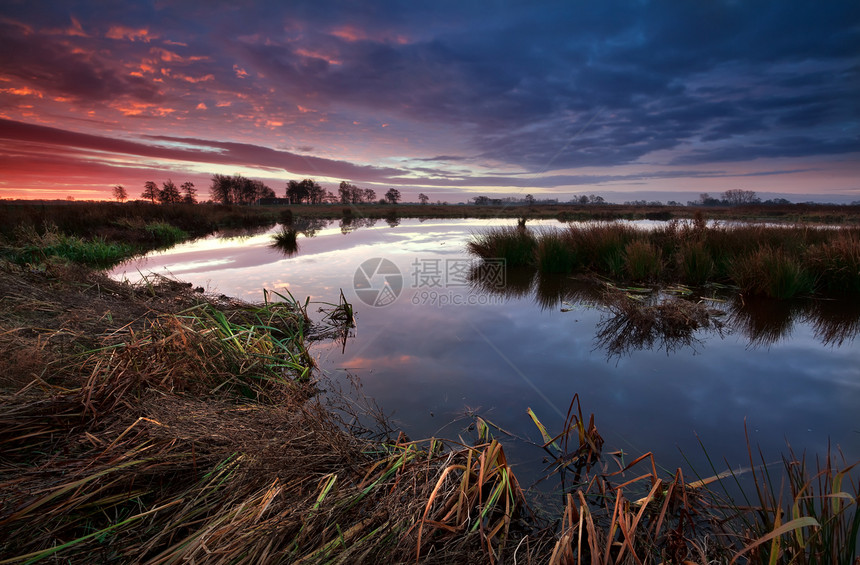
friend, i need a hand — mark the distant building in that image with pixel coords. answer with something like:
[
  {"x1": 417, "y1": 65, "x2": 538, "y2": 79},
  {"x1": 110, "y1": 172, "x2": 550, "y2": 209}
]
[{"x1": 256, "y1": 197, "x2": 291, "y2": 206}]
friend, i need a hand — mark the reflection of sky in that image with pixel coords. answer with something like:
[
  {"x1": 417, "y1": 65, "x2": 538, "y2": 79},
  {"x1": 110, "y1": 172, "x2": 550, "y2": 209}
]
[{"x1": 111, "y1": 218, "x2": 860, "y2": 485}]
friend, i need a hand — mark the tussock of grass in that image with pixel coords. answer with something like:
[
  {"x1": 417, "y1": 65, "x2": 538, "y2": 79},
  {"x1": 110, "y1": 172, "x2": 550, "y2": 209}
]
[
  {"x1": 142, "y1": 221, "x2": 187, "y2": 246},
  {"x1": 467, "y1": 226, "x2": 536, "y2": 268},
  {"x1": 623, "y1": 240, "x2": 663, "y2": 282},
  {"x1": 535, "y1": 229, "x2": 577, "y2": 274},
  {"x1": 731, "y1": 247, "x2": 815, "y2": 299},
  {"x1": 677, "y1": 241, "x2": 715, "y2": 285},
  {"x1": 806, "y1": 230, "x2": 860, "y2": 293}
]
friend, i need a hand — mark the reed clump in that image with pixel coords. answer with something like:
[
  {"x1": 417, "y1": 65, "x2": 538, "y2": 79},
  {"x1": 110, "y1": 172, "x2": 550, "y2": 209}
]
[
  {"x1": 468, "y1": 220, "x2": 860, "y2": 299},
  {"x1": 623, "y1": 240, "x2": 663, "y2": 282},
  {"x1": 467, "y1": 226, "x2": 537, "y2": 268},
  {"x1": 731, "y1": 246, "x2": 815, "y2": 300},
  {"x1": 535, "y1": 229, "x2": 577, "y2": 274},
  {"x1": 677, "y1": 241, "x2": 715, "y2": 285},
  {"x1": 805, "y1": 229, "x2": 860, "y2": 294}
]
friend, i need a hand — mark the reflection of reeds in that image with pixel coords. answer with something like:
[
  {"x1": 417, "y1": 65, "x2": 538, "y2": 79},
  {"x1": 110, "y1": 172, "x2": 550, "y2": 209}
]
[
  {"x1": 271, "y1": 225, "x2": 299, "y2": 256},
  {"x1": 728, "y1": 294, "x2": 860, "y2": 348},
  {"x1": 469, "y1": 263, "x2": 535, "y2": 299},
  {"x1": 806, "y1": 297, "x2": 860, "y2": 347},
  {"x1": 727, "y1": 297, "x2": 801, "y2": 348},
  {"x1": 471, "y1": 257, "x2": 860, "y2": 350},
  {"x1": 532, "y1": 273, "x2": 605, "y2": 311},
  {"x1": 594, "y1": 290, "x2": 726, "y2": 357}
]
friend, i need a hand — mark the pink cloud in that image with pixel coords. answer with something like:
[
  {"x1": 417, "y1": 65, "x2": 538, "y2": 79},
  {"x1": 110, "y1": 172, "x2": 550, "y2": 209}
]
[{"x1": 106, "y1": 25, "x2": 156, "y2": 42}]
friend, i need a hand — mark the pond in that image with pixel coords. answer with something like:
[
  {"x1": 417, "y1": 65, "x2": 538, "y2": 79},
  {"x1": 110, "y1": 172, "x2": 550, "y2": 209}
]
[{"x1": 110, "y1": 218, "x2": 860, "y2": 498}]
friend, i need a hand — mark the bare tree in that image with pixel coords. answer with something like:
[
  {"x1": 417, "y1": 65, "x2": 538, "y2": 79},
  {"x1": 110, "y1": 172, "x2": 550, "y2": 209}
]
[
  {"x1": 159, "y1": 180, "x2": 182, "y2": 204},
  {"x1": 142, "y1": 181, "x2": 159, "y2": 204},
  {"x1": 384, "y1": 188, "x2": 401, "y2": 204},
  {"x1": 339, "y1": 181, "x2": 354, "y2": 204},
  {"x1": 722, "y1": 189, "x2": 760, "y2": 206},
  {"x1": 181, "y1": 182, "x2": 197, "y2": 204},
  {"x1": 210, "y1": 174, "x2": 235, "y2": 204},
  {"x1": 112, "y1": 185, "x2": 128, "y2": 202},
  {"x1": 212, "y1": 174, "x2": 274, "y2": 204},
  {"x1": 418, "y1": 193, "x2": 429, "y2": 205}
]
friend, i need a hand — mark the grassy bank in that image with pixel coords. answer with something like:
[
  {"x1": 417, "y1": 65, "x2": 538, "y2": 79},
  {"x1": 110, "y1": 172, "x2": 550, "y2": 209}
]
[
  {"x1": 468, "y1": 219, "x2": 860, "y2": 299},
  {"x1": 2, "y1": 199, "x2": 858, "y2": 267},
  {"x1": 268, "y1": 201, "x2": 860, "y2": 224},
  {"x1": 0, "y1": 202, "x2": 283, "y2": 267},
  {"x1": 1, "y1": 258, "x2": 857, "y2": 562},
  {"x1": 0, "y1": 201, "x2": 280, "y2": 240},
  {"x1": 262, "y1": 201, "x2": 860, "y2": 225},
  {"x1": 4, "y1": 200, "x2": 860, "y2": 233}
]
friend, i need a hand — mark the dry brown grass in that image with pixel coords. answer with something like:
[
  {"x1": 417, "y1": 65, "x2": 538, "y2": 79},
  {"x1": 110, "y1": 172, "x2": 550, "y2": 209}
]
[{"x1": 1, "y1": 260, "x2": 857, "y2": 563}]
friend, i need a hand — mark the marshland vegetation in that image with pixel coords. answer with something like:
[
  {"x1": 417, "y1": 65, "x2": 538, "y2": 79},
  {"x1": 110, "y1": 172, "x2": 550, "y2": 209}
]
[
  {"x1": 468, "y1": 216, "x2": 860, "y2": 299},
  {"x1": 1, "y1": 259, "x2": 857, "y2": 562},
  {"x1": 1, "y1": 204, "x2": 858, "y2": 562}
]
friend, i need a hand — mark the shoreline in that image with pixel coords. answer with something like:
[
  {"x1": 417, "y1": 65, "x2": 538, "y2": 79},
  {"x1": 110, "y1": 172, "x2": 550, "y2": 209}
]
[
  {"x1": 1, "y1": 205, "x2": 858, "y2": 562},
  {"x1": 0, "y1": 259, "x2": 856, "y2": 562}
]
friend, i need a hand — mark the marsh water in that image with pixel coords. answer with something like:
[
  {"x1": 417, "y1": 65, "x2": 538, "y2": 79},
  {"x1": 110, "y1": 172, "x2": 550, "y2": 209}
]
[{"x1": 111, "y1": 218, "x2": 860, "y2": 494}]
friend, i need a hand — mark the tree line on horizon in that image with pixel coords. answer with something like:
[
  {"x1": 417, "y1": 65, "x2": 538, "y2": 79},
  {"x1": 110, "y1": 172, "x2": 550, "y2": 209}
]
[
  {"x1": 113, "y1": 178, "x2": 836, "y2": 208},
  {"x1": 110, "y1": 175, "x2": 408, "y2": 206},
  {"x1": 110, "y1": 181, "x2": 198, "y2": 204},
  {"x1": 210, "y1": 175, "x2": 403, "y2": 206}
]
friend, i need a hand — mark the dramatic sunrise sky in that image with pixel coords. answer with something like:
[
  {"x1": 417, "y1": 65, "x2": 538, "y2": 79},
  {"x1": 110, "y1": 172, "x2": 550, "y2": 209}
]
[{"x1": 0, "y1": 1, "x2": 858, "y2": 202}]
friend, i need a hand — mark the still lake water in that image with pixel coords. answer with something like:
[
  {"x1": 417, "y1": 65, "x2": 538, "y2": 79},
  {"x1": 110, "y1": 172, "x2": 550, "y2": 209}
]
[{"x1": 111, "y1": 218, "x2": 860, "y2": 492}]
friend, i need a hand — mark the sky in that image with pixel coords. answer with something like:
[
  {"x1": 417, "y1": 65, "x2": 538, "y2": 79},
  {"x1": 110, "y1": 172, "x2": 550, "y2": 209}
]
[{"x1": 0, "y1": 1, "x2": 858, "y2": 203}]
